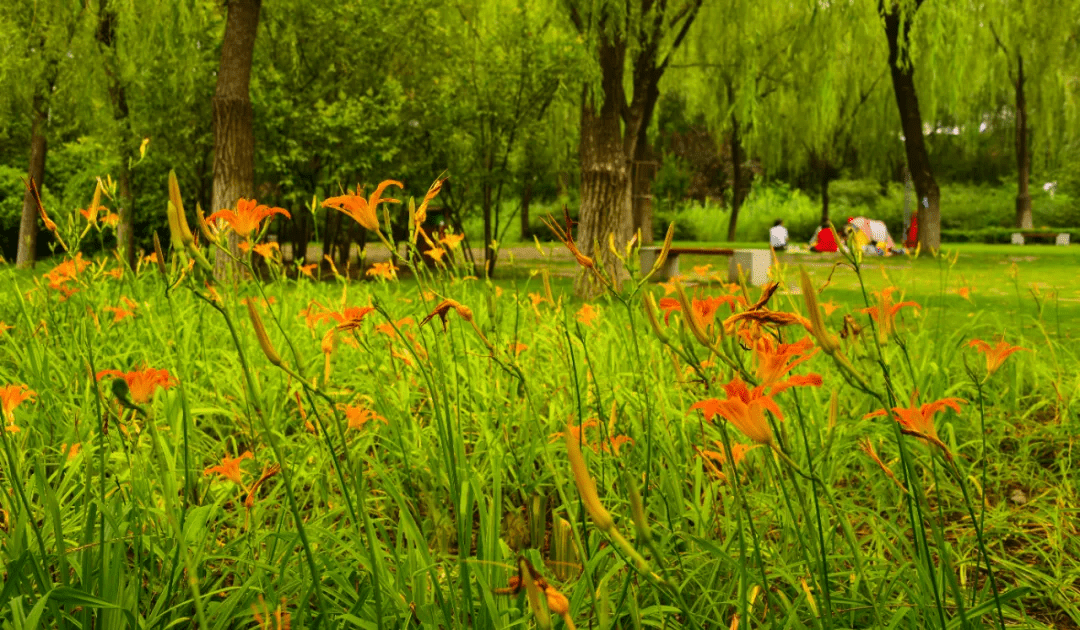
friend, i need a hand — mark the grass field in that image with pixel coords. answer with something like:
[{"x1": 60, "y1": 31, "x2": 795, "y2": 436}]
[{"x1": 0, "y1": 218, "x2": 1077, "y2": 629}]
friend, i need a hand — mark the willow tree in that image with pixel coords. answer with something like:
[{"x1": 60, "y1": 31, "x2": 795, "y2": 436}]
[
  {"x1": 756, "y1": 0, "x2": 891, "y2": 225},
  {"x1": 880, "y1": 0, "x2": 949, "y2": 250},
  {"x1": 563, "y1": 0, "x2": 703, "y2": 294},
  {"x1": 979, "y1": 0, "x2": 1079, "y2": 229},
  {"x1": 675, "y1": 0, "x2": 815, "y2": 241}
]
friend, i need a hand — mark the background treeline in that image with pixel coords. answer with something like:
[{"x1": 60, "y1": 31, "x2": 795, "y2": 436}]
[{"x1": 1, "y1": 0, "x2": 1078, "y2": 269}]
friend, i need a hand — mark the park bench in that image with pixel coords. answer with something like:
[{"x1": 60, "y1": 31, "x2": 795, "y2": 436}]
[
  {"x1": 1010, "y1": 231, "x2": 1070, "y2": 246},
  {"x1": 639, "y1": 247, "x2": 773, "y2": 286}
]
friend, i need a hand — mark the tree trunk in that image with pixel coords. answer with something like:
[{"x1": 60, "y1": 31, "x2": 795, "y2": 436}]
[
  {"x1": 1014, "y1": 54, "x2": 1032, "y2": 229},
  {"x1": 482, "y1": 180, "x2": 496, "y2": 276},
  {"x1": 725, "y1": 117, "x2": 745, "y2": 242},
  {"x1": 882, "y1": 0, "x2": 940, "y2": 252},
  {"x1": 97, "y1": 0, "x2": 136, "y2": 268},
  {"x1": 520, "y1": 172, "x2": 533, "y2": 240},
  {"x1": 576, "y1": 39, "x2": 635, "y2": 296},
  {"x1": 16, "y1": 97, "x2": 47, "y2": 269},
  {"x1": 211, "y1": 0, "x2": 261, "y2": 279},
  {"x1": 631, "y1": 80, "x2": 660, "y2": 245}
]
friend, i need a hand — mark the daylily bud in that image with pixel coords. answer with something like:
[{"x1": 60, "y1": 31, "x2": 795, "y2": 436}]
[
  {"x1": 565, "y1": 423, "x2": 614, "y2": 531},
  {"x1": 649, "y1": 222, "x2": 675, "y2": 275},
  {"x1": 166, "y1": 200, "x2": 184, "y2": 249},
  {"x1": 168, "y1": 170, "x2": 194, "y2": 246},
  {"x1": 152, "y1": 232, "x2": 167, "y2": 275},
  {"x1": 195, "y1": 203, "x2": 219, "y2": 245},
  {"x1": 246, "y1": 299, "x2": 282, "y2": 366},
  {"x1": 799, "y1": 268, "x2": 840, "y2": 354},
  {"x1": 624, "y1": 471, "x2": 652, "y2": 545},
  {"x1": 643, "y1": 294, "x2": 669, "y2": 344},
  {"x1": 675, "y1": 281, "x2": 712, "y2": 349}
]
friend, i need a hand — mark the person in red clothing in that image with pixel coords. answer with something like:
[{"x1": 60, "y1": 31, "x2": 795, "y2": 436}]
[{"x1": 810, "y1": 220, "x2": 839, "y2": 253}]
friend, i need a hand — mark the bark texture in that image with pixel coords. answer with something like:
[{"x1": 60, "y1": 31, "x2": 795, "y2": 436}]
[
  {"x1": 882, "y1": 0, "x2": 940, "y2": 251},
  {"x1": 212, "y1": 0, "x2": 262, "y2": 278},
  {"x1": 1014, "y1": 54, "x2": 1032, "y2": 229},
  {"x1": 570, "y1": 0, "x2": 701, "y2": 296},
  {"x1": 576, "y1": 38, "x2": 636, "y2": 295},
  {"x1": 16, "y1": 98, "x2": 47, "y2": 269}
]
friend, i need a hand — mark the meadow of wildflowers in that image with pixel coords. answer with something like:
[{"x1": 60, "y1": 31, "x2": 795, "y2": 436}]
[{"x1": 0, "y1": 175, "x2": 1076, "y2": 629}]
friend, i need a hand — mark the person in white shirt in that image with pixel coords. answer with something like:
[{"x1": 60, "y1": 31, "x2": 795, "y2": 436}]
[{"x1": 769, "y1": 219, "x2": 789, "y2": 251}]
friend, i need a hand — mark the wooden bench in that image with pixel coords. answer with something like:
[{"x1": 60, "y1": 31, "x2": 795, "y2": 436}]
[
  {"x1": 639, "y1": 247, "x2": 773, "y2": 285},
  {"x1": 1011, "y1": 232, "x2": 1070, "y2": 246}
]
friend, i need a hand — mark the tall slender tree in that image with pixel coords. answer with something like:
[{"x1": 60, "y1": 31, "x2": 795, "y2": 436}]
[
  {"x1": 980, "y1": 0, "x2": 1079, "y2": 229},
  {"x1": 881, "y1": 0, "x2": 939, "y2": 250},
  {"x1": 212, "y1": 0, "x2": 261, "y2": 277},
  {"x1": 563, "y1": 0, "x2": 702, "y2": 295},
  {"x1": 12, "y1": 1, "x2": 92, "y2": 268}
]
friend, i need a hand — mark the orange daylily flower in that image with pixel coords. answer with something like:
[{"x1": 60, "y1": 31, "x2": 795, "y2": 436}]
[
  {"x1": 692, "y1": 264, "x2": 712, "y2": 277},
  {"x1": 327, "y1": 306, "x2": 376, "y2": 332},
  {"x1": 342, "y1": 404, "x2": 387, "y2": 430},
  {"x1": 1, "y1": 384, "x2": 36, "y2": 431},
  {"x1": 102, "y1": 267, "x2": 124, "y2": 280},
  {"x1": 541, "y1": 210, "x2": 594, "y2": 270},
  {"x1": 752, "y1": 336, "x2": 822, "y2": 393},
  {"x1": 820, "y1": 300, "x2": 839, "y2": 316},
  {"x1": 298, "y1": 263, "x2": 317, "y2": 279},
  {"x1": 101, "y1": 212, "x2": 120, "y2": 229},
  {"x1": 61, "y1": 442, "x2": 82, "y2": 461},
  {"x1": 78, "y1": 180, "x2": 108, "y2": 227},
  {"x1": 102, "y1": 305, "x2": 136, "y2": 323},
  {"x1": 322, "y1": 180, "x2": 402, "y2": 232},
  {"x1": 658, "y1": 294, "x2": 735, "y2": 327},
  {"x1": 420, "y1": 299, "x2": 474, "y2": 331},
  {"x1": 690, "y1": 377, "x2": 783, "y2": 446},
  {"x1": 207, "y1": 198, "x2": 290, "y2": 239},
  {"x1": 203, "y1": 451, "x2": 253, "y2": 485},
  {"x1": 968, "y1": 338, "x2": 1028, "y2": 377},
  {"x1": 860, "y1": 287, "x2": 919, "y2": 337},
  {"x1": 43, "y1": 253, "x2": 91, "y2": 290},
  {"x1": 956, "y1": 287, "x2": 972, "y2": 302},
  {"x1": 375, "y1": 317, "x2": 415, "y2": 338},
  {"x1": 413, "y1": 178, "x2": 445, "y2": 237},
  {"x1": 244, "y1": 464, "x2": 281, "y2": 509},
  {"x1": 0, "y1": 322, "x2": 12, "y2": 336},
  {"x1": 95, "y1": 367, "x2": 175, "y2": 404},
  {"x1": 252, "y1": 595, "x2": 291, "y2": 630},
  {"x1": 366, "y1": 262, "x2": 398, "y2": 280},
  {"x1": 576, "y1": 303, "x2": 599, "y2": 327},
  {"x1": 440, "y1": 232, "x2": 465, "y2": 249},
  {"x1": 550, "y1": 417, "x2": 633, "y2": 456},
  {"x1": 864, "y1": 396, "x2": 965, "y2": 448},
  {"x1": 695, "y1": 441, "x2": 759, "y2": 481},
  {"x1": 425, "y1": 247, "x2": 447, "y2": 262},
  {"x1": 252, "y1": 242, "x2": 281, "y2": 259}
]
